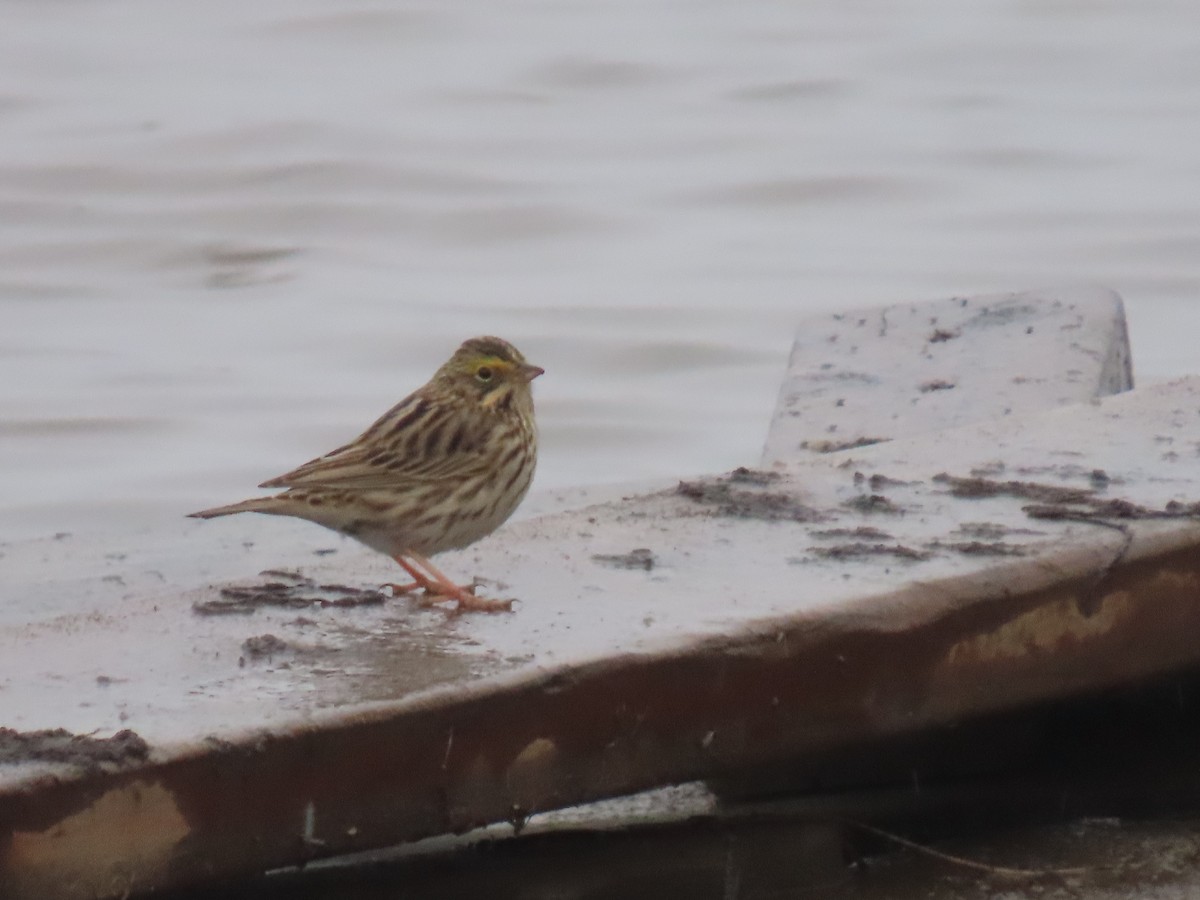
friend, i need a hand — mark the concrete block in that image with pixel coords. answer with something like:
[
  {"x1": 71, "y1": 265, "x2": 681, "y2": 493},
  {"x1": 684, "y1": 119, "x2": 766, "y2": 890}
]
[{"x1": 762, "y1": 286, "x2": 1133, "y2": 463}]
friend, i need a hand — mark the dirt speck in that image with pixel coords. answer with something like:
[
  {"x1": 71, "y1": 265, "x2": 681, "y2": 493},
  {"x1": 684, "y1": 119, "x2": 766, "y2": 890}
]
[
  {"x1": 930, "y1": 540, "x2": 1028, "y2": 557},
  {"x1": 801, "y1": 437, "x2": 887, "y2": 453},
  {"x1": 259, "y1": 568, "x2": 306, "y2": 581},
  {"x1": 928, "y1": 328, "x2": 960, "y2": 343},
  {"x1": 954, "y1": 522, "x2": 1045, "y2": 539},
  {"x1": 842, "y1": 494, "x2": 905, "y2": 515},
  {"x1": 812, "y1": 526, "x2": 893, "y2": 540},
  {"x1": 807, "y1": 543, "x2": 931, "y2": 561},
  {"x1": 728, "y1": 466, "x2": 781, "y2": 485},
  {"x1": 853, "y1": 472, "x2": 911, "y2": 489},
  {"x1": 919, "y1": 379, "x2": 956, "y2": 392},
  {"x1": 592, "y1": 548, "x2": 657, "y2": 571},
  {"x1": 242, "y1": 634, "x2": 289, "y2": 659},
  {"x1": 678, "y1": 472, "x2": 826, "y2": 523},
  {"x1": 970, "y1": 461, "x2": 1007, "y2": 477}
]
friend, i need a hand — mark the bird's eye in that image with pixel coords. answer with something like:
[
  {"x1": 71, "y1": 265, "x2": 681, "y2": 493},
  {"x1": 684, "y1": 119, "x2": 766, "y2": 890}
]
[{"x1": 476, "y1": 366, "x2": 494, "y2": 382}]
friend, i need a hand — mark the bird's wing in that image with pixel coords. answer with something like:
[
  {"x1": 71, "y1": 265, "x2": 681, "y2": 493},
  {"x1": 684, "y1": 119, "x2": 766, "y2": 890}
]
[{"x1": 259, "y1": 393, "x2": 489, "y2": 491}]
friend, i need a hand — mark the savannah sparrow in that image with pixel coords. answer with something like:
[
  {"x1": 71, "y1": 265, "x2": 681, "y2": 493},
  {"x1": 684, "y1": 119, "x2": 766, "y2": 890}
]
[{"x1": 189, "y1": 336, "x2": 542, "y2": 613}]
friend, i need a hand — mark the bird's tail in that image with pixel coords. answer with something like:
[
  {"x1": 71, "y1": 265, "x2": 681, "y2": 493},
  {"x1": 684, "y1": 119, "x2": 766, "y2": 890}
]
[{"x1": 187, "y1": 496, "x2": 283, "y2": 519}]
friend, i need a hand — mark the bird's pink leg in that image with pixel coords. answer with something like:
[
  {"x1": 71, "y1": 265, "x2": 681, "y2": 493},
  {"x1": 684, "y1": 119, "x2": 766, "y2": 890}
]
[
  {"x1": 387, "y1": 555, "x2": 469, "y2": 599},
  {"x1": 384, "y1": 556, "x2": 435, "y2": 596},
  {"x1": 407, "y1": 550, "x2": 513, "y2": 614}
]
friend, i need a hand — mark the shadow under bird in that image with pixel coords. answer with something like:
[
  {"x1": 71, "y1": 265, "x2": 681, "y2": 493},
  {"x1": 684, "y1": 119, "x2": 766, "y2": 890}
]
[{"x1": 189, "y1": 336, "x2": 543, "y2": 612}]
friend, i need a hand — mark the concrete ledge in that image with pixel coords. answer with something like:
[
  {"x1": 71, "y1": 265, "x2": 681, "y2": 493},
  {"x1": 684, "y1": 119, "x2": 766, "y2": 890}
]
[
  {"x1": 2, "y1": 290, "x2": 1197, "y2": 899},
  {"x1": 3, "y1": 375, "x2": 1199, "y2": 897}
]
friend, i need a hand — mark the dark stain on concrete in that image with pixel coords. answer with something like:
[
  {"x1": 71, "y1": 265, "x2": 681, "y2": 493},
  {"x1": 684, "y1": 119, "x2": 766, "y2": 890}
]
[
  {"x1": 1025, "y1": 498, "x2": 1200, "y2": 522},
  {"x1": 806, "y1": 542, "x2": 932, "y2": 562},
  {"x1": 0, "y1": 727, "x2": 149, "y2": 773},
  {"x1": 953, "y1": 523, "x2": 1045, "y2": 540},
  {"x1": 241, "y1": 634, "x2": 290, "y2": 660},
  {"x1": 935, "y1": 473, "x2": 1200, "y2": 523},
  {"x1": 812, "y1": 526, "x2": 893, "y2": 540},
  {"x1": 677, "y1": 470, "x2": 826, "y2": 523},
  {"x1": 929, "y1": 541, "x2": 1029, "y2": 557},
  {"x1": 853, "y1": 472, "x2": 912, "y2": 490},
  {"x1": 843, "y1": 494, "x2": 905, "y2": 515},
  {"x1": 727, "y1": 466, "x2": 782, "y2": 485},
  {"x1": 933, "y1": 473, "x2": 1096, "y2": 505},
  {"x1": 592, "y1": 549, "x2": 657, "y2": 571},
  {"x1": 193, "y1": 575, "x2": 386, "y2": 616},
  {"x1": 800, "y1": 436, "x2": 888, "y2": 453}
]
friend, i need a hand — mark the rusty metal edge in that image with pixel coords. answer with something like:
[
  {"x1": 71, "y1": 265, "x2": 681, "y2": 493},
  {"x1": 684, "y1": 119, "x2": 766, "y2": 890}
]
[{"x1": 2, "y1": 534, "x2": 1199, "y2": 898}]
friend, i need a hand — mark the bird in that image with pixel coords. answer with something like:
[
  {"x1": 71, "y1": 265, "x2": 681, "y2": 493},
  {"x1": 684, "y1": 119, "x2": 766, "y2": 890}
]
[{"x1": 189, "y1": 336, "x2": 543, "y2": 613}]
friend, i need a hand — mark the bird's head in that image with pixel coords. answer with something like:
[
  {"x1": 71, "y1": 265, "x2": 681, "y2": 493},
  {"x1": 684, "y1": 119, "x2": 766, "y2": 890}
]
[{"x1": 436, "y1": 336, "x2": 543, "y2": 411}]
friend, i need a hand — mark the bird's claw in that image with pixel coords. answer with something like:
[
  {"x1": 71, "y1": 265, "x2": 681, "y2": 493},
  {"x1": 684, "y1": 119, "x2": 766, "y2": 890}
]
[
  {"x1": 412, "y1": 585, "x2": 512, "y2": 613},
  {"x1": 383, "y1": 581, "x2": 422, "y2": 596}
]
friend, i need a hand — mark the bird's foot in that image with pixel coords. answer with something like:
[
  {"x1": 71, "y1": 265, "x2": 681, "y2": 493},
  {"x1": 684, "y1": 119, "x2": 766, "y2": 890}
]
[
  {"x1": 391, "y1": 553, "x2": 513, "y2": 614},
  {"x1": 384, "y1": 578, "x2": 475, "y2": 597},
  {"x1": 413, "y1": 580, "x2": 511, "y2": 613},
  {"x1": 384, "y1": 568, "x2": 459, "y2": 598},
  {"x1": 448, "y1": 589, "x2": 514, "y2": 614}
]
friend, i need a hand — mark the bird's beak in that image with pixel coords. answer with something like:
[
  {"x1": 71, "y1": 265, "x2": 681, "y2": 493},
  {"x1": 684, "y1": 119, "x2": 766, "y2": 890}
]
[{"x1": 519, "y1": 363, "x2": 545, "y2": 383}]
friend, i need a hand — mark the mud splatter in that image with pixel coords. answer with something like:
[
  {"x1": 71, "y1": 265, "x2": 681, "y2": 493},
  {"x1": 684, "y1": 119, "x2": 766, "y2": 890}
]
[
  {"x1": 936, "y1": 473, "x2": 1200, "y2": 523},
  {"x1": 592, "y1": 548, "x2": 657, "y2": 571},
  {"x1": 853, "y1": 472, "x2": 912, "y2": 490},
  {"x1": 811, "y1": 526, "x2": 893, "y2": 540},
  {"x1": 953, "y1": 522, "x2": 1045, "y2": 540},
  {"x1": 1025, "y1": 499, "x2": 1200, "y2": 522},
  {"x1": 842, "y1": 494, "x2": 905, "y2": 515},
  {"x1": 193, "y1": 575, "x2": 386, "y2": 616},
  {"x1": 728, "y1": 466, "x2": 781, "y2": 485},
  {"x1": 678, "y1": 470, "x2": 825, "y2": 523},
  {"x1": 930, "y1": 541, "x2": 1029, "y2": 557},
  {"x1": 800, "y1": 436, "x2": 887, "y2": 454},
  {"x1": 241, "y1": 634, "x2": 289, "y2": 659},
  {"x1": 807, "y1": 542, "x2": 931, "y2": 561},
  {"x1": 933, "y1": 474, "x2": 1095, "y2": 505},
  {"x1": 0, "y1": 727, "x2": 149, "y2": 773}
]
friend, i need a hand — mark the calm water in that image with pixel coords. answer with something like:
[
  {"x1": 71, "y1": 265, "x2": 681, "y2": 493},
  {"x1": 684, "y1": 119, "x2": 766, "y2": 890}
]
[{"x1": 2, "y1": 0, "x2": 1199, "y2": 545}]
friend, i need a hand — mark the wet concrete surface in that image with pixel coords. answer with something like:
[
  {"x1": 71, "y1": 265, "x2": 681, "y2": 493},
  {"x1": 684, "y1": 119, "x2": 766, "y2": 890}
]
[{"x1": 8, "y1": 373, "x2": 1200, "y2": 752}]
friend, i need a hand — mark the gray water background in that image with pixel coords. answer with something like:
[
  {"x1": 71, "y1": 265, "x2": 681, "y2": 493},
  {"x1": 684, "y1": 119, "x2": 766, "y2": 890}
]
[{"x1": 3, "y1": 0, "x2": 1199, "y2": 545}]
